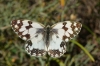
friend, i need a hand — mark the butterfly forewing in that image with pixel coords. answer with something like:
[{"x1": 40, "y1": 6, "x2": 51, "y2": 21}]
[
  {"x1": 11, "y1": 20, "x2": 47, "y2": 56},
  {"x1": 11, "y1": 20, "x2": 45, "y2": 40},
  {"x1": 25, "y1": 37, "x2": 46, "y2": 56},
  {"x1": 51, "y1": 21, "x2": 82, "y2": 42},
  {"x1": 47, "y1": 21, "x2": 82, "y2": 57}
]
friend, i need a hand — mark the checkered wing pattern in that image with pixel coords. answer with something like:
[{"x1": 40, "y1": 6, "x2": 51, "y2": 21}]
[
  {"x1": 11, "y1": 20, "x2": 46, "y2": 57},
  {"x1": 11, "y1": 20, "x2": 82, "y2": 57},
  {"x1": 47, "y1": 21, "x2": 82, "y2": 57}
]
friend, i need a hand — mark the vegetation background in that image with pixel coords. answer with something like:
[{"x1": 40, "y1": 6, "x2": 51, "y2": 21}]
[{"x1": 0, "y1": 0, "x2": 100, "y2": 66}]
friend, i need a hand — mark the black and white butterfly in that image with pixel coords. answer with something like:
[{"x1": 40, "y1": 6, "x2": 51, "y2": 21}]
[{"x1": 11, "y1": 20, "x2": 82, "y2": 57}]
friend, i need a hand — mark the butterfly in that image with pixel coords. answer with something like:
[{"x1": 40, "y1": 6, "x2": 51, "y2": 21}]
[{"x1": 11, "y1": 20, "x2": 82, "y2": 57}]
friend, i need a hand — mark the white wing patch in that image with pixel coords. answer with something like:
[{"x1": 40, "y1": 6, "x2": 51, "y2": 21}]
[
  {"x1": 25, "y1": 34, "x2": 46, "y2": 56},
  {"x1": 11, "y1": 20, "x2": 82, "y2": 58}
]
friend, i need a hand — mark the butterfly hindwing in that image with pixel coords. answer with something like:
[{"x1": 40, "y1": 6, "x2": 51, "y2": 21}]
[
  {"x1": 48, "y1": 38, "x2": 66, "y2": 57},
  {"x1": 25, "y1": 36, "x2": 46, "y2": 56},
  {"x1": 47, "y1": 21, "x2": 82, "y2": 57}
]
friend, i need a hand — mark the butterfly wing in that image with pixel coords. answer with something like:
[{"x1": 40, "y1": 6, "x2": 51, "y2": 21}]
[
  {"x1": 47, "y1": 21, "x2": 82, "y2": 57},
  {"x1": 11, "y1": 20, "x2": 46, "y2": 56}
]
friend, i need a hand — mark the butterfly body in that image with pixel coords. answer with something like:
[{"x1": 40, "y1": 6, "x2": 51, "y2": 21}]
[{"x1": 11, "y1": 20, "x2": 82, "y2": 57}]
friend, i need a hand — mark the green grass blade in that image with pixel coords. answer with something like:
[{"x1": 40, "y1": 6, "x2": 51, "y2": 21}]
[{"x1": 70, "y1": 40, "x2": 95, "y2": 62}]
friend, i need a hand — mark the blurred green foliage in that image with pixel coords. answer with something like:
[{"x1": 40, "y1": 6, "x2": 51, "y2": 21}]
[{"x1": 0, "y1": 0, "x2": 100, "y2": 66}]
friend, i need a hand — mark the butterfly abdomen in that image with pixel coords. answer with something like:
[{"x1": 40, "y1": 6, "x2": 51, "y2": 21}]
[{"x1": 45, "y1": 25, "x2": 51, "y2": 48}]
